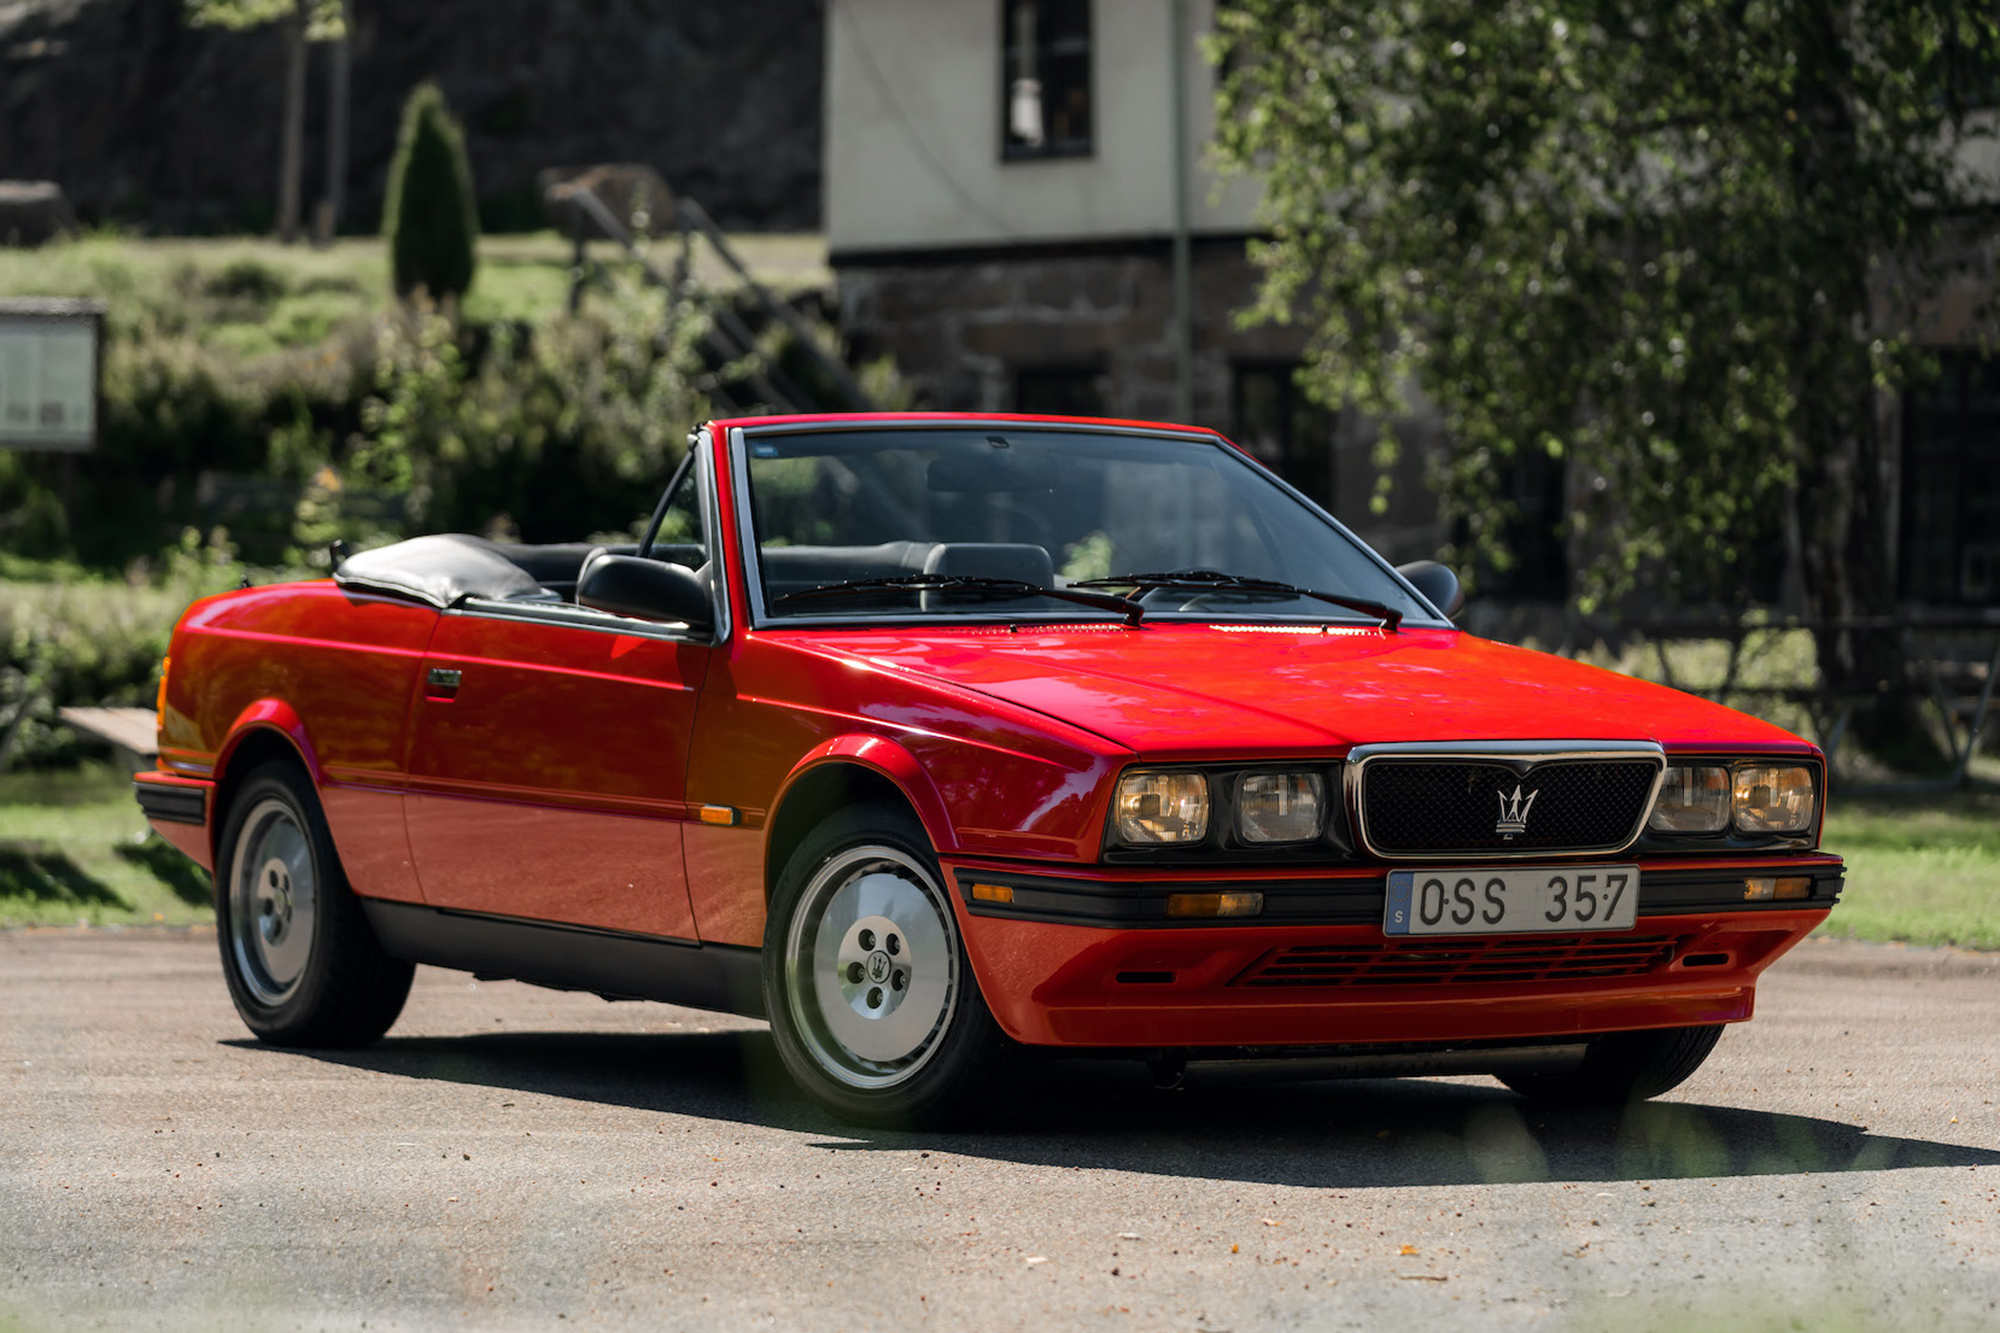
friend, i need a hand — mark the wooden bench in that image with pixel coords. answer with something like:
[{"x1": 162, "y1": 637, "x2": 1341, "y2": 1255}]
[{"x1": 58, "y1": 707, "x2": 159, "y2": 775}]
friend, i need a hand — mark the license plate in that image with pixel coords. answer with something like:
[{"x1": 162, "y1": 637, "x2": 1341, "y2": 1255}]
[{"x1": 1384, "y1": 865, "x2": 1640, "y2": 936}]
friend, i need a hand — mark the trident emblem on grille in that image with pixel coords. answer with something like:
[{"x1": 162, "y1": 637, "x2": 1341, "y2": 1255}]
[{"x1": 1495, "y1": 784, "x2": 1539, "y2": 837}]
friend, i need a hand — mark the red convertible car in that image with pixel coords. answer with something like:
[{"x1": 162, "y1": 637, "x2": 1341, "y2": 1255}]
[{"x1": 137, "y1": 413, "x2": 1842, "y2": 1123}]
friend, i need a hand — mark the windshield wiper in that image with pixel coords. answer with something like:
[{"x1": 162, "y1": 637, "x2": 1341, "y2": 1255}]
[
  {"x1": 1074, "y1": 569, "x2": 1403, "y2": 630},
  {"x1": 774, "y1": 574, "x2": 1144, "y2": 626}
]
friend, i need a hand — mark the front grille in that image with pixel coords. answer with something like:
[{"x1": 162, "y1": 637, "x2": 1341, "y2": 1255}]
[
  {"x1": 1359, "y1": 757, "x2": 1659, "y2": 856},
  {"x1": 1233, "y1": 934, "x2": 1686, "y2": 988}
]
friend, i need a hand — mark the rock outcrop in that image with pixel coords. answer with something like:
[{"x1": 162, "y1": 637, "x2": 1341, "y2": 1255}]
[{"x1": 0, "y1": 0, "x2": 822, "y2": 232}]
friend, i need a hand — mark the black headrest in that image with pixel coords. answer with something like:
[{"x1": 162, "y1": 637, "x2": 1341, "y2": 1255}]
[{"x1": 922, "y1": 542, "x2": 1055, "y2": 586}]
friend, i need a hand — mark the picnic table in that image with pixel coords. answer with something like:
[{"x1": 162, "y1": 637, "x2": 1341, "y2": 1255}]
[{"x1": 57, "y1": 707, "x2": 159, "y2": 775}]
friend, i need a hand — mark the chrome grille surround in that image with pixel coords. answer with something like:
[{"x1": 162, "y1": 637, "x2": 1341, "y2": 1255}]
[{"x1": 1345, "y1": 739, "x2": 1667, "y2": 861}]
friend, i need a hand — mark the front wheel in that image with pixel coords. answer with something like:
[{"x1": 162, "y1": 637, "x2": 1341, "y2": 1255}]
[
  {"x1": 214, "y1": 761, "x2": 413, "y2": 1047},
  {"x1": 1498, "y1": 1024, "x2": 1724, "y2": 1106},
  {"x1": 762, "y1": 803, "x2": 1014, "y2": 1125}
]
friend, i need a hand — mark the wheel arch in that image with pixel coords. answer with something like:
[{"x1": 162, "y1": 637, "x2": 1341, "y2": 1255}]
[
  {"x1": 764, "y1": 737, "x2": 954, "y2": 901},
  {"x1": 211, "y1": 701, "x2": 322, "y2": 858}
]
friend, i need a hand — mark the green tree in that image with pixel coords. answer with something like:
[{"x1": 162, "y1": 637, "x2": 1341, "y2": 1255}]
[
  {"x1": 382, "y1": 82, "x2": 480, "y2": 302},
  {"x1": 1212, "y1": 1, "x2": 2000, "y2": 760},
  {"x1": 184, "y1": 1, "x2": 347, "y2": 242}
]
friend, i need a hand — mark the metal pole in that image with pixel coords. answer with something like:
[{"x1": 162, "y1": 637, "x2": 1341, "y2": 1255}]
[{"x1": 1168, "y1": 0, "x2": 1194, "y2": 422}]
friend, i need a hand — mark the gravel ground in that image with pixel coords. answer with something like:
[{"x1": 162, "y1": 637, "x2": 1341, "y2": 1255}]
[{"x1": 2, "y1": 931, "x2": 1996, "y2": 1332}]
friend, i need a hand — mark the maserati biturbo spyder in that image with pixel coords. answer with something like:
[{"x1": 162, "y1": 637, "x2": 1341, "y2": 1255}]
[{"x1": 137, "y1": 413, "x2": 1842, "y2": 1124}]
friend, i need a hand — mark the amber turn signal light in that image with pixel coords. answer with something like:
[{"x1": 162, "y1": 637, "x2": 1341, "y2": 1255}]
[
  {"x1": 1744, "y1": 876, "x2": 1812, "y2": 901},
  {"x1": 1164, "y1": 891, "x2": 1264, "y2": 918},
  {"x1": 969, "y1": 883, "x2": 1015, "y2": 904}
]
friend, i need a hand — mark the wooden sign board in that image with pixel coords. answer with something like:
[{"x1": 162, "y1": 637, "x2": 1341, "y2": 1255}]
[{"x1": 0, "y1": 298, "x2": 105, "y2": 454}]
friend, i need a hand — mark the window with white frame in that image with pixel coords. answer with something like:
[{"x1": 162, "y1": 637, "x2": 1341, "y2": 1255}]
[{"x1": 1001, "y1": 0, "x2": 1092, "y2": 159}]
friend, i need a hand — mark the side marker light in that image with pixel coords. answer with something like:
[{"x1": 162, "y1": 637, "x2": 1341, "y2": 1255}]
[{"x1": 969, "y1": 883, "x2": 1015, "y2": 904}]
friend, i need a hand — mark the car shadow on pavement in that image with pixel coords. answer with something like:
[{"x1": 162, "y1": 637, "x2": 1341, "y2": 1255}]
[{"x1": 259, "y1": 1026, "x2": 2000, "y2": 1191}]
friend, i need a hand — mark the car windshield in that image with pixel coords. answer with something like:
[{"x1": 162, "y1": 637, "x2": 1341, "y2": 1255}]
[{"x1": 740, "y1": 425, "x2": 1437, "y2": 625}]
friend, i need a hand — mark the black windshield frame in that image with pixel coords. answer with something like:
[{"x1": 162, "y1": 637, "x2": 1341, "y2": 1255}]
[{"x1": 726, "y1": 419, "x2": 1453, "y2": 630}]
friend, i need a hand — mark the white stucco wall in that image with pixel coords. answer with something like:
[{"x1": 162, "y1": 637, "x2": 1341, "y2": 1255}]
[{"x1": 824, "y1": 0, "x2": 1261, "y2": 254}]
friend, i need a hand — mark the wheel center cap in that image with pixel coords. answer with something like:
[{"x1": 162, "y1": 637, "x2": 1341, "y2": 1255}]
[
  {"x1": 262, "y1": 860, "x2": 291, "y2": 911},
  {"x1": 865, "y1": 950, "x2": 892, "y2": 984}
]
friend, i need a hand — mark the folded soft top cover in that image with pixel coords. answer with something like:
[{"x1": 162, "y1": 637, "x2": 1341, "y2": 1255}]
[{"x1": 333, "y1": 534, "x2": 543, "y2": 607}]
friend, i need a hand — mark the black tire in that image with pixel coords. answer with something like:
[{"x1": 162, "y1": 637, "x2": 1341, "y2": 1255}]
[
  {"x1": 213, "y1": 760, "x2": 413, "y2": 1047},
  {"x1": 762, "y1": 801, "x2": 1016, "y2": 1126},
  {"x1": 1498, "y1": 1024, "x2": 1725, "y2": 1106}
]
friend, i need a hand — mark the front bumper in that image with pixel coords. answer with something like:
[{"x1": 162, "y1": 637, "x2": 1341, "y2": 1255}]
[{"x1": 944, "y1": 855, "x2": 1840, "y2": 1049}]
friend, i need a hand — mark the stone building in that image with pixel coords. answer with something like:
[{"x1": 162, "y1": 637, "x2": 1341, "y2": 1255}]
[
  {"x1": 827, "y1": 0, "x2": 1524, "y2": 580},
  {"x1": 820, "y1": 0, "x2": 1520, "y2": 580},
  {"x1": 826, "y1": 0, "x2": 2000, "y2": 615}
]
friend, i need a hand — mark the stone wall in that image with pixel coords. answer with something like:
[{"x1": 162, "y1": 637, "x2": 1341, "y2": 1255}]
[
  {"x1": 836, "y1": 240, "x2": 1453, "y2": 565},
  {"x1": 0, "y1": 0, "x2": 823, "y2": 232}
]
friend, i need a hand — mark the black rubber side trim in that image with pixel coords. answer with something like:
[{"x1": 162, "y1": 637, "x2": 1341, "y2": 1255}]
[
  {"x1": 358, "y1": 900, "x2": 765, "y2": 1019},
  {"x1": 134, "y1": 779, "x2": 207, "y2": 825},
  {"x1": 955, "y1": 870, "x2": 1384, "y2": 928},
  {"x1": 954, "y1": 864, "x2": 1845, "y2": 928}
]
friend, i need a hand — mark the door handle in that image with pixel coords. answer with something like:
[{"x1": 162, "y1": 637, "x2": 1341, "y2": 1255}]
[{"x1": 425, "y1": 667, "x2": 462, "y2": 699}]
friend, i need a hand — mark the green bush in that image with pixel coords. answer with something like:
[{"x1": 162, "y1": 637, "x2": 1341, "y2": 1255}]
[
  {"x1": 382, "y1": 83, "x2": 479, "y2": 302},
  {"x1": 0, "y1": 531, "x2": 247, "y2": 770},
  {"x1": 337, "y1": 276, "x2": 713, "y2": 548},
  {"x1": 0, "y1": 229, "x2": 897, "y2": 574},
  {"x1": 63, "y1": 323, "x2": 366, "y2": 566}
]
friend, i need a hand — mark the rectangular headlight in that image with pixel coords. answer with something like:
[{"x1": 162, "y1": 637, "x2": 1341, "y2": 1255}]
[
  {"x1": 1733, "y1": 765, "x2": 1816, "y2": 833},
  {"x1": 1114, "y1": 771, "x2": 1209, "y2": 844},
  {"x1": 1237, "y1": 771, "x2": 1325, "y2": 843},
  {"x1": 1649, "y1": 764, "x2": 1730, "y2": 833}
]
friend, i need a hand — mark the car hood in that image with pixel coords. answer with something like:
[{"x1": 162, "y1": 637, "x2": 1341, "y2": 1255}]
[{"x1": 786, "y1": 624, "x2": 1812, "y2": 758}]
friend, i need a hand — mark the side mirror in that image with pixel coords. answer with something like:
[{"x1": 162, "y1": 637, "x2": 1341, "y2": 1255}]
[
  {"x1": 1396, "y1": 559, "x2": 1465, "y2": 619},
  {"x1": 577, "y1": 554, "x2": 714, "y2": 631}
]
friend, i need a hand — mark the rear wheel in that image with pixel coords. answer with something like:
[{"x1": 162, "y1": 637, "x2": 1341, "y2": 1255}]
[
  {"x1": 215, "y1": 760, "x2": 413, "y2": 1047},
  {"x1": 762, "y1": 802, "x2": 1014, "y2": 1126},
  {"x1": 1498, "y1": 1024, "x2": 1724, "y2": 1106}
]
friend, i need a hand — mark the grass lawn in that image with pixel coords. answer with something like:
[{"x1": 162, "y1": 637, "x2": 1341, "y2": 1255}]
[
  {"x1": 0, "y1": 230, "x2": 832, "y2": 359},
  {"x1": 3, "y1": 759, "x2": 1994, "y2": 949},
  {"x1": 0, "y1": 762, "x2": 211, "y2": 929},
  {"x1": 1817, "y1": 787, "x2": 2000, "y2": 951}
]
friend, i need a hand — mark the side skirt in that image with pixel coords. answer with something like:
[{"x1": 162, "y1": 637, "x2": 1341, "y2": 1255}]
[{"x1": 360, "y1": 900, "x2": 766, "y2": 1020}]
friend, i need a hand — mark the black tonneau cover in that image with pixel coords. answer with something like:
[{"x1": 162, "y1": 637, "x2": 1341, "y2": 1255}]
[{"x1": 332, "y1": 534, "x2": 543, "y2": 607}]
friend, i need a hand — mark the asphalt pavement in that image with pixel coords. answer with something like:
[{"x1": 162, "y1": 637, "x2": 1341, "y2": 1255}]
[{"x1": 2, "y1": 930, "x2": 1996, "y2": 1332}]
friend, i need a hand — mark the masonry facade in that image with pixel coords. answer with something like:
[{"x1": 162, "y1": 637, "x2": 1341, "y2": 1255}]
[{"x1": 826, "y1": 0, "x2": 1999, "y2": 613}]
